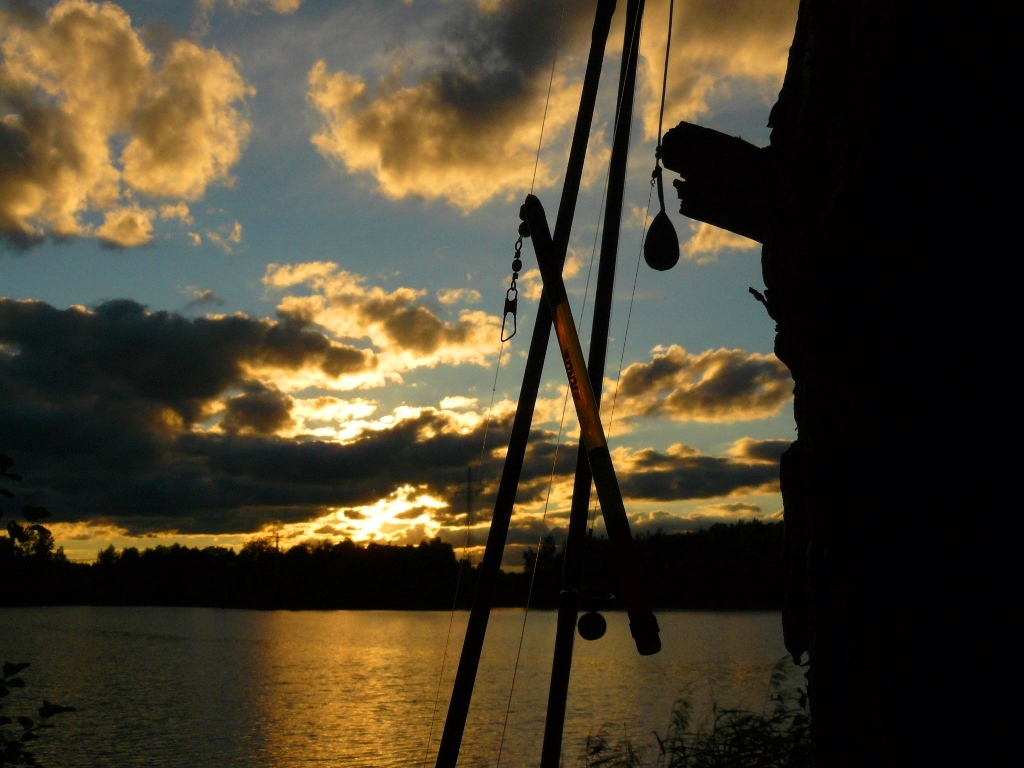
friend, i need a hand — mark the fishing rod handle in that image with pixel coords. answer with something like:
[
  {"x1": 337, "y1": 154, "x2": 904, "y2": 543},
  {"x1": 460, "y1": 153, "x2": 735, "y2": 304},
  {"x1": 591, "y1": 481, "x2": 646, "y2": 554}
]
[{"x1": 524, "y1": 194, "x2": 661, "y2": 656}]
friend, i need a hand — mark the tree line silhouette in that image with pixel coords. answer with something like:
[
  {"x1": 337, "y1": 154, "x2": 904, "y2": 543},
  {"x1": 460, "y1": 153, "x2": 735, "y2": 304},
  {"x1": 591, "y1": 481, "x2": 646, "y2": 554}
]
[{"x1": 1, "y1": 520, "x2": 784, "y2": 610}]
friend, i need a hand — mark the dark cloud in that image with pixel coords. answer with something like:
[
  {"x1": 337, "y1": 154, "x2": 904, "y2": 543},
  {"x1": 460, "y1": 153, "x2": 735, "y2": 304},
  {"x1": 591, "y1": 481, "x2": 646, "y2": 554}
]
[
  {"x1": 616, "y1": 444, "x2": 780, "y2": 501},
  {"x1": 714, "y1": 502, "x2": 763, "y2": 513},
  {"x1": 220, "y1": 382, "x2": 295, "y2": 435},
  {"x1": 0, "y1": 297, "x2": 787, "y2": 540},
  {"x1": 183, "y1": 288, "x2": 225, "y2": 311},
  {"x1": 0, "y1": 298, "x2": 374, "y2": 425},
  {"x1": 615, "y1": 345, "x2": 793, "y2": 422},
  {"x1": 628, "y1": 509, "x2": 761, "y2": 536},
  {"x1": 729, "y1": 437, "x2": 791, "y2": 463}
]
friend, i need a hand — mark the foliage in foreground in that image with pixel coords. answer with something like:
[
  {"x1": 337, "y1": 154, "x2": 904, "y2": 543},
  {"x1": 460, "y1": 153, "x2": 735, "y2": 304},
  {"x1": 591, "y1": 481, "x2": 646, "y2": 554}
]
[
  {"x1": 577, "y1": 660, "x2": 812, "y2": 768},
  {"x1": 2, "y1": 456, "x2": 76, "y2": 767},
  {"x1": 0, "y1": 663, "x2": 76, "y2": 768}
]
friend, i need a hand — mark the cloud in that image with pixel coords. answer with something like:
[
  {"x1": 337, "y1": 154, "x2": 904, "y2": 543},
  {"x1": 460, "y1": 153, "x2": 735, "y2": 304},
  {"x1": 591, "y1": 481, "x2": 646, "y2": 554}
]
[
  {"x1": 199, "y1": 0, "x2": 301, "y2": 14},
  {"x1": 263, "y1": 261, "x2": 502, "y2": 377},
  {"x1": 303, "y1": 0, "x2": 796, "y2": 211},
  {"x1": 0, "y1": 297, "x2": 788, "y2": 544},
  {"x1": 0, "y1": 297, "x2": 375, "y2": 427},
  {"x1": 305, "y1": 0, "x2": 596, "y2": 210},
  {"x1": 728, "y1": 437, "x2": 791, "y2": 464},
  {"x1": 160, "y1": 202, "x2": 193, "y2": 224},
  {"x1": 629, "y1": 506, "x2": 764, "y2": 535},
  {"x1": 613, "y1": 345, "x2": 792, "y2": 423},
  {"x1": 0, "y1": 301, "x2": 788, "y2": 542},
  {"x1": 96, "y1": 205, "x2": 155, "y2": 248},
  {"x1": 437, "y1": 288, "x2": 481, "y2": 305},
  {"x1": 220, "y1": 381, "x2": 295, "y2": 435},
  {"x1": 681, "y1": 221, "x2": 758, "y2": 263},
  {"x1": 205, "y1": 221, "x2": 243, "y2": 253},
  {"x1": 638, "y1": 0, "x2": 799, "y2": 139},
  {"x1": 182, "y1": 287, "x2": 226, "y2": 311},
  {"x1": 613, "y1": 442, "x2": 781, "y2": 501},
  {"x1": 517, "y1": 251, "x2": 583, "y2": 301},
  {"x1": 0, "y1": 0, "x2": 252, "y2": 248}
]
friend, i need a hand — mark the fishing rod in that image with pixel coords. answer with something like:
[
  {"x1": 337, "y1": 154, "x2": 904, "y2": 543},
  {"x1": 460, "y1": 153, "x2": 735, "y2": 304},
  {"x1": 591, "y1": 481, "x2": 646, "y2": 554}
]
[
  {"x1": 522, "y1": 192, "x2": 660, "y2": 656},
  {"x1": 433, "y1": 2, "x2": 618, "y2": 765},
  {"x1": 539, "y1": 1, "x2": 647, "y2": 764}
]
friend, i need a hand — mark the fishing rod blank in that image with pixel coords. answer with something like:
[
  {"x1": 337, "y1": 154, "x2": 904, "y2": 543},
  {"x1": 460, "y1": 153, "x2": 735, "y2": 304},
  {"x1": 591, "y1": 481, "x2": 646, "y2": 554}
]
[{"x1": 522, "y1": 193, "x2": 660, "y2": 656}]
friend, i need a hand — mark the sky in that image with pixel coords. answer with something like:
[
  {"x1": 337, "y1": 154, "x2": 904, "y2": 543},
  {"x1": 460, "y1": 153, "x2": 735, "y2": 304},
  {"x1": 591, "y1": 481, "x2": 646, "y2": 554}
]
[{"x1": 0, "y1": 0, "x2": 800, "y2": 565}]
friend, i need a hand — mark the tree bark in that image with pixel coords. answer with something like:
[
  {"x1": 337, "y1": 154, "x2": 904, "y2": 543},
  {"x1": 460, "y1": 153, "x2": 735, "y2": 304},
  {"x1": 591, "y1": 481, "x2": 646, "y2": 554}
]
[{"x1": 662, "y1": 2, "x2": 1009, "y2": 765}]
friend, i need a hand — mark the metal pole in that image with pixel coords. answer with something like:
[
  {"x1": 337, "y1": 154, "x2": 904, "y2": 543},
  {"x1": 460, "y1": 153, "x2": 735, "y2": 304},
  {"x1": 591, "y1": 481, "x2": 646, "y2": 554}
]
[
  {"x1": 539, "y1": 2, "x2": 646, "y2": 764},
  {"x1": 434, "y1": 2, "x2": 617, "y2": 765}
]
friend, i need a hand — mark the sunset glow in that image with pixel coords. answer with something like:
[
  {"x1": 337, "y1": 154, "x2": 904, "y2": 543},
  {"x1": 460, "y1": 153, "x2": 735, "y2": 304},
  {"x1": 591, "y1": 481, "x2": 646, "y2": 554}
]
[{"x1": 2, "y1": 0, "x2": 799, "y2": 565}]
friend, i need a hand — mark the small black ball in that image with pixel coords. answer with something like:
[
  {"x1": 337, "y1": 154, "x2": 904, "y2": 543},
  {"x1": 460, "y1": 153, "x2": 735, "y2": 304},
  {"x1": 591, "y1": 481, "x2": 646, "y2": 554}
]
[
  {"x1": 518, "y1": 221, "x2": 531, "y2": 238},
  {"x1": 577, "y1": 611, "x2": 607, "y2": 641},
  {"x1": 512, "y1": 258, "x2": 522, "y2": 272}
]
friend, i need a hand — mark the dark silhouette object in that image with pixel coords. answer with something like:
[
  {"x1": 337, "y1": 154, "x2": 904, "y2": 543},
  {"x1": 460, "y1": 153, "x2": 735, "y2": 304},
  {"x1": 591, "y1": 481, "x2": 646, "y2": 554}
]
[
  {"x1": 579, "y1": 658, "x2": 812, "y2": 768},
  {"x1": 576, "y1": 612, "x2": 607, "y2": 641},
  {"x1": 643, "y1": 206, "x2": 679, "y2": 272},
  {"x1": 660, "y1": 122, "x2": 772, "y2": 244},
  {"x1": 659, "y1": 3, "x2": 1008, "y2": 766},
  {"x1": 1, "y1": 456, "x2": 77, "y2": 767},
  {"x1": 523, "y1": 192, "x2": 660, "y2": 657},
  {"x1": 1, "y1": 662, "x2": 77, "y2": 768},
  {"x1": 0, "y1": 520, "x2": 785, "y2": 610}
]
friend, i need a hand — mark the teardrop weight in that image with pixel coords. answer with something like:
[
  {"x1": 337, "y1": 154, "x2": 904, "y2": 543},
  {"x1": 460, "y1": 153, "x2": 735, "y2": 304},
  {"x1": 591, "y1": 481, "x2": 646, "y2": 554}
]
[{"x1": 644, "y1": 210, "x2": 680, "y2": 271}]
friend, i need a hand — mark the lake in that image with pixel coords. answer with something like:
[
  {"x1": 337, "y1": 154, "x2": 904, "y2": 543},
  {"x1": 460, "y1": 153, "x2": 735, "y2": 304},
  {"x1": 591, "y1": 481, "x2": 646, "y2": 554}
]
[{"x1": 0, "y1": 607, "x2": 795, "y2": 767}]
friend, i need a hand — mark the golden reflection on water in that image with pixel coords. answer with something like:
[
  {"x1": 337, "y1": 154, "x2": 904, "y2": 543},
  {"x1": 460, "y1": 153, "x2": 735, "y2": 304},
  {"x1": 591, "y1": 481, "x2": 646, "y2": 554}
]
[
  {"x1": 254, "y1": 610, "x2": 788, "y2": 767},
  {"x1": 0, "y1": 607, "x2": 789, "y2": 768}
]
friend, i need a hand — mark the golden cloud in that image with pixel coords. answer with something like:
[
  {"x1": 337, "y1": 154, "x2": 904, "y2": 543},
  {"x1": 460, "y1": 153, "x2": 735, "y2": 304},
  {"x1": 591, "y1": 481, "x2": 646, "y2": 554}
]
[
  {"x1": 639, "y1": 0, "x2": 799, "y2": 139},
  {"x1": 96, "y1": 205, "x2": 155, "y2": 248},
  {"x1": 199, "y1": 0, "x2": 301, "y2": 14},
  {"x1": 682, "y1": 220, "x2": 758, "y2": 263},
  {"x1": 613, "y1": 345, "x2": 793, "y2": 422},
  {"x1": 0, "y1": 0, "x2": 252, "y2": 247},
  {"x1": 264, "y1": 261, "x2": 502, "y2": 377},
  {"x1": 307, "y1": 60, "x2": 581, "y2": 211}
]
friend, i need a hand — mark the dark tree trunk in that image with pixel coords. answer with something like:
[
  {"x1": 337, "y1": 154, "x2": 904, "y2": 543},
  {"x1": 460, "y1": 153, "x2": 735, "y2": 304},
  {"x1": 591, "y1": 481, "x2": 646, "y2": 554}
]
[{"x1": 661, "y1": 3, "x2": 1009, "y2": 765}]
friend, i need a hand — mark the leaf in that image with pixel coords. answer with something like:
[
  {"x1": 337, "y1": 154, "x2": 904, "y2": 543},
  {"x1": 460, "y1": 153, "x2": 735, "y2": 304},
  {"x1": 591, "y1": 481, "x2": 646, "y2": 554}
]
[
  {"x1": 22, "y1": 505, "x2": 50, "y2": 522},
  {"x1": 16, "y1": 716, "x2": 33, "y2": 730},
  {"x1": 0, "y1": 454, "x2": 12, "y2": 471},
  {"x1": 0, "y1": 716, "x2": 11, "y2": 726},
  {"x1": 0, "y1": 684, "x2": 8, "y2": 697},
  {"x1": 2, "y1": 662, "x2": 30, "y2": 678},
  {"x1": 3, "y1": 472, "x2": 22, "y2": 482},
  {"x1": 5, "y1": 678, "x2": 24, "y2": 688},
  {"x1": 0, "y1": 488, "x2": 14, "y2": 498},
  {"x1": 20, "y1": 731, "x2": 37, "y2": 742}
]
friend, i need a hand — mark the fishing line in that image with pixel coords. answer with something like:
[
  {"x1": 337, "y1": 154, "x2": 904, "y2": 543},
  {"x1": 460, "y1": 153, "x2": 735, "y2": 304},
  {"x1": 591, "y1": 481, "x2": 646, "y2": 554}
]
[
  {"x1": 531, "y1": 0, "x2": 568, "y2": 194},
  {"x1": 496, "y1": 151, "x2": 612, "y2": 768},
  {"x1": 422, "y1": 334, "x2": 508, "y2": 766},
  {"x1": 426, "y1": 5, "x2": 570, "y2": 761},
  {"x1": 575, "y1": 1, "x2": 650, "y2": 579}
]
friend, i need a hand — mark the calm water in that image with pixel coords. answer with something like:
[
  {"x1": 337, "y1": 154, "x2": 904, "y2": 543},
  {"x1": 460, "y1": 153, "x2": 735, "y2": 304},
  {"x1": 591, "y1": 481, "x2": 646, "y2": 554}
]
[{"x1": 0, "y1": 607, "x2": 791, "y2": 767}]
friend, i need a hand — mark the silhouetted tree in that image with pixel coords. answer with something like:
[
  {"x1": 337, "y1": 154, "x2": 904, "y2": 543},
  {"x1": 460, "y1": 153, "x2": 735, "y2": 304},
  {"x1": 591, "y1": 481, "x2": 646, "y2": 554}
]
[{"x1": 659, "y1": 4, "x2": 1007, "y2": 764}]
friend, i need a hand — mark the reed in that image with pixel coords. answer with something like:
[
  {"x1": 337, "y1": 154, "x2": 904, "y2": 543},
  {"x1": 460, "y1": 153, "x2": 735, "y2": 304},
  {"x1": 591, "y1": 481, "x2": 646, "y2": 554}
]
[{"x1": 577, "y1": 658, "x2": 812, "y2": 768}]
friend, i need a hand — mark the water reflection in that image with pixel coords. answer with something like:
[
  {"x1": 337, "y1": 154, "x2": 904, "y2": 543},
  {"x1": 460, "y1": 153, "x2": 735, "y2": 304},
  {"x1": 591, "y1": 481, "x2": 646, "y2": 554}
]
[{"x1": 0, "y1": 607, "x2": 789, "y2": 767}]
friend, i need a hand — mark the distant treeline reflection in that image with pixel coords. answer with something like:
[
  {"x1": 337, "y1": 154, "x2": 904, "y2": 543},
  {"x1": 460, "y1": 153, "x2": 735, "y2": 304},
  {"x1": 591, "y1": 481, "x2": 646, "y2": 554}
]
[{"x1": 1, "y1": 520, "x2": 783, "y2": 610}]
